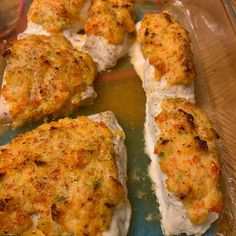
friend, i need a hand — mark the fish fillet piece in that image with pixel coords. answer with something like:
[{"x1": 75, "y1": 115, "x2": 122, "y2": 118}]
[
  {"x1": 0, "y1": 34, "x2": 96, "y2": 128},
  {"x1": 27, "y1": 0, "x2": 91, "y2": 34},
  {"x1": 0, "y1": 111, "x2": 131, "y2": 236},
  {"x1": 136, "y1": 11, "x2": 195, "y2": 85},
  {"x1": 78, "y1": 0, "x2": 135, "y2": 71},
  {"x1": 145, "y1": 96, "x2": 222, "y2": 235},
  {"x1": 129, "y1": 37, "x2": 194, "y2": 101},
  {"x1": 129, "y1": 12, "x2": 195, "y2": 101}
]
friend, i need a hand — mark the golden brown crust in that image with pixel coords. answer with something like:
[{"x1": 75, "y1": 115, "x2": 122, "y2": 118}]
[
  {"x1": 28, "y1": 0, "x2": 87, "y2": 33},
  {"x1": 0, "y1": 116, "x2": 124, "y2": 235},
  {"x1": 2, "y1": 34, "x2": 96, "y2": 128},
  {"x1": 137, "y1": 12, "x2": 195, "y2": 85},
  {"x1": 155, "y1": 98, "x2": 222, "y2": 224},
  {"x1": 85, "y1": 0, "x2": 135, "y2": 44}
]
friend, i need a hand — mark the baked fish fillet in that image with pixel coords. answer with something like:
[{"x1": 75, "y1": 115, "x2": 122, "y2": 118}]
[
  {"x1": 26, "y1": 0, "x2": 91, "y2": 35},
  {"x1": 0, "y1": 34, "x2": 96, "y2": 128},
  {"x1": 129, "y1": 12, "x2": 195, "y2": 101},
  {"x1": 0, "y1": 111, "x2": 131, "y2": 236},
  {"x1": 145, "y1": 96, "x2": 222, "y2": 235},
  {"x1": 69, "y1": 0, "x2": 135, "y2": 71}
]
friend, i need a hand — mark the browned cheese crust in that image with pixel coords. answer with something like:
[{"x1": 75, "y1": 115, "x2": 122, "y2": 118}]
[
  {"x1": 0, "y1": 116, "x2": 124, "y2": 235},
  {"x1": 28, "y1": 0, "x2": 87, "y2": 33},
  {"x1": 2, "y1": 34, "x2": 96, "y2": 128},
  {"x1": 137, "y1": 12, "x2": 195, "y2": 85},
  {"x1": 85, "y1": 0, "x2": 135, "y2": 44},
  {"x1": 154, "y1": 98, "x2": 222, "y2": 224}
]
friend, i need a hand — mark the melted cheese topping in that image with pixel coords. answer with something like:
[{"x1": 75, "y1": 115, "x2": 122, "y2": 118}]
[
  {"x1": 0, "y1": 115, "x2": 125, "y2": 235},
  {"x1": 85, "y1": 0, "x2": 135, "y2": 45},
  {"x1": 28, "y1": 0, "x2": 88, "y2": 33},
  {"x1": 155, "y1": 98, "x2": 222, "y2": 224},
  {"x1": 137, "y1": 12, "x2": 195, "y2": 85},
  {"x1": 2, "y1": 34, "x2": 96, "y2": 128}
]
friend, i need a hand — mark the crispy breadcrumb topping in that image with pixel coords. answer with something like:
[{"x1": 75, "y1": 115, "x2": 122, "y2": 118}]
[
  {"x1": 137, "y1": 12, "x2": 195, "y2": 85},
  {"x1": 0, "y1": 116, "x2": 124, "y2": 235},
  {"x1": 28, "y1": 0, "x2": 87, "y2": 33},
  {"x1": 85, "y1": 0, "x2": 135, "y2": 44},
  {"x1": 2, "y1": 34, "x2": 96, "y2": 128},
  {"x1": 155, "y1": 98, "x2": 222, "y2": 224}
]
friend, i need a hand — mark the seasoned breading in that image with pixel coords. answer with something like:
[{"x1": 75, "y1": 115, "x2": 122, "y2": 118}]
[
  {"x1": 137, "y1": 12, "x2": 195, "y2": 85},
  {"x1": 85, "y1": 0, "x2": 135, "y2": 44},
  {"x1": 155, "y1": 98, "x2": 222, "y2": 224},
  {"x1": 1, "y1": 34, "x2": 96, "y2": 128},
  {"x1": 0, "y1": 115, "x2": 124, "y2": 235},
  {"x1": 28, "y1": 0, "x2": 88, "y2": 33}
]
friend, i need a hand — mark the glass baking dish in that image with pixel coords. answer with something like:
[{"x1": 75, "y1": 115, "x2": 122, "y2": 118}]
[
  {"x1": 222, "y1": 0, "x2": 236, "y2": 32},
  {"x1": 0, "y1": 0, "x2": 235, "y2": 235}
]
